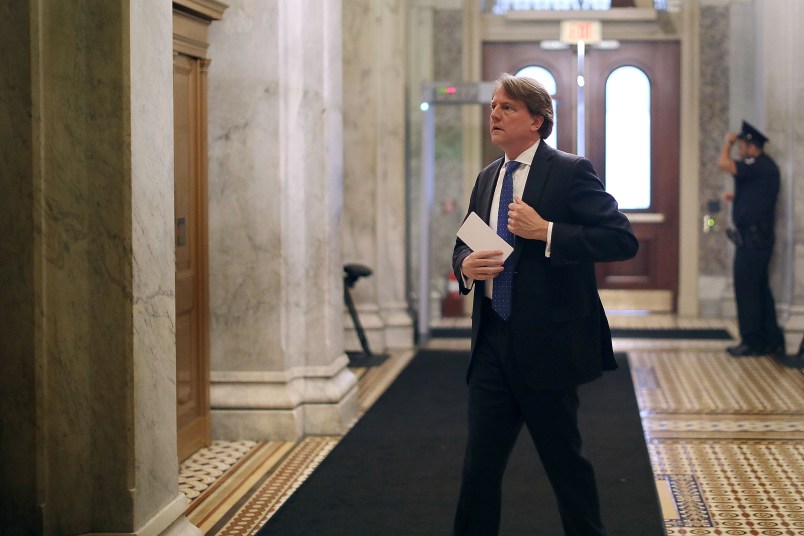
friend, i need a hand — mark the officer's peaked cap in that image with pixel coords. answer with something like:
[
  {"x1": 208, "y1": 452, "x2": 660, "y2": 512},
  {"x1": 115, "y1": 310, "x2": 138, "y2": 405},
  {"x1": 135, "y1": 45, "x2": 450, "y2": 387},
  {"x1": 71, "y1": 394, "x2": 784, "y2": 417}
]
[{"x1": 737, "y1": 120, "x2": 768, "y2": 147}]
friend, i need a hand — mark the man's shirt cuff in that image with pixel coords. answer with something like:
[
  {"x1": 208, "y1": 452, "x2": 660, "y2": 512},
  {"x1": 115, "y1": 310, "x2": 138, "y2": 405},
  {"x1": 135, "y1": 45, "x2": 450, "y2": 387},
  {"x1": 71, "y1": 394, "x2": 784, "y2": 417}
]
[
  {"x1": 545, "y1": 221, "x2": 554, "y2": 257},
  {"x1": 461, "y1": 271, "x2": 474, "y2": 290}
]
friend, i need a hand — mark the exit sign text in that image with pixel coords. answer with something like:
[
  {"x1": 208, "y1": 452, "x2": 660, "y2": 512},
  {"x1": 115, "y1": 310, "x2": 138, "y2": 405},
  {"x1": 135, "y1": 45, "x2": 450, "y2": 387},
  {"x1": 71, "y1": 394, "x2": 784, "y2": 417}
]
[{"x1": 560, "y1": 20, "x2": 602, "y2": 44}]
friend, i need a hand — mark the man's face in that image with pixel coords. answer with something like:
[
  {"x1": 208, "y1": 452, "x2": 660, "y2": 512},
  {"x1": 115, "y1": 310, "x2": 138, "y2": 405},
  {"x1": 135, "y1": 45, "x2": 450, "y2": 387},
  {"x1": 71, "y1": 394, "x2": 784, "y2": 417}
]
[
  {"x1": 736, "y1": 140, "x2": 750, "y2": 159},
  {"x1": 489, "y1": 87, "x2": 542, "y2": 156},
  {"x1": 737, "y1": 139, "x2": 760, "y2": 159}
]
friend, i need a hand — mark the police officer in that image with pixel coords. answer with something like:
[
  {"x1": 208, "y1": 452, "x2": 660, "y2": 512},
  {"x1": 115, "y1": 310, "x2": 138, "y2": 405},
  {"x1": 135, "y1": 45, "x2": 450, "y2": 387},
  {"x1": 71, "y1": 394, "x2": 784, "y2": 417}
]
[{"x1": 718, "y1": 121, "x2": 785, "y2": 357}]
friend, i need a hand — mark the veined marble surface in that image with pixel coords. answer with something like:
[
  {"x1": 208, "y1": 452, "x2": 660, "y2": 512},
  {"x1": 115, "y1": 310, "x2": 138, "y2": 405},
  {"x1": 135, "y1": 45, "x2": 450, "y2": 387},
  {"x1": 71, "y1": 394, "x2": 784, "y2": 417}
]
[
  {"x1": 207, "y1": 0, "x2": 357, "y2": 438},
  {"x1": 342, "y1": 0, "x2": 413, "y2": 350},
  {"x1": 1, "y1": 0, "x2": 184, "y2": 532}
]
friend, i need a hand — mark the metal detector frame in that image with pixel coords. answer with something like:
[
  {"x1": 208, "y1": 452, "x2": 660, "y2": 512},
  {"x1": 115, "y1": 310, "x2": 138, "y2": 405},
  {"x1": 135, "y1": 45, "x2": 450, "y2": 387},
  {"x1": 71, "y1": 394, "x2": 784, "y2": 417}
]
[{"x1": 417, "y1": 81, "x2": 496, "y2": 343}]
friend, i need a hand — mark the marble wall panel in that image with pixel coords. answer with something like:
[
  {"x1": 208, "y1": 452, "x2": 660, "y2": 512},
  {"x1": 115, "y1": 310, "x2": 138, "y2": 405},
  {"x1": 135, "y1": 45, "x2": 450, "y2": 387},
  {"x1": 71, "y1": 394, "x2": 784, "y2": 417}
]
[
  {"x1": 36, "y1": 2, "x2": 135, "y2": 528},
  {"x1": 342, "y1": 0, "x2": 412, "y2": 349},
  {"x1": 0, "y1": 0, "x2": 37, "y2": 527},
  {"x1": 373, "y1": 0, "x2": 410, "y2": 326},
  {"x1": 208, "y1": 1, "x2": 285, "y2": 371},
  {"x1": 208, "y1": 0, "x2": 345, "y2": 370},
  {"x1": 697, "y1": 5, "x2": 731, "y2": 282},
  {"x1": 762, "y1": 50, "x2": 792, "y2": 282},
  {"x1": 405, "y1": 6, "x2": 466, "y2": 320},
  {"x1": 208, "y1": 0, "x2": 356, "y2": 438},
  {"x1": 129, "y1": 0, "x2": 184, "y2": 525},
  {"x1": 758, "y1": 0, "x2": 804, "y2": 346},
  {"x1": 288, "y1": 0, "x2": 346, "y2": 367},
  {"x1": 0, "y1": 1, "x2": 187, "y2": 533},
  {"x1": 342, "y1": 0, "x2": 378, "y2": 299},
  {"x1": 429, "y1": 10, "x2": 467, "y2": 312}
]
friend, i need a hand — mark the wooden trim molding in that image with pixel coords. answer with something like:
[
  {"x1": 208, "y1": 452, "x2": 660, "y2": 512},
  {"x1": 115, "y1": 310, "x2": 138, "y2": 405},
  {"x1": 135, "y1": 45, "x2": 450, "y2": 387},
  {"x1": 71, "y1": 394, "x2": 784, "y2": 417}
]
[
  {"x1": 173, "y1": 4, "x2": 226, "y2": 59},
  {"x1": 173, "y1": 0, "x2": 228, "y2": 21}
]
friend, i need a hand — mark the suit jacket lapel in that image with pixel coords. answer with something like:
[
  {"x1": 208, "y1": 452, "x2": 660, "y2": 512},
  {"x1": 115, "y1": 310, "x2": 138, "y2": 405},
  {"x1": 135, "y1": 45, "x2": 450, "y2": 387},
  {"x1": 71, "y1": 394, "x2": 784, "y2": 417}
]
[
  {"x1": 479, "y1": 159, "x2": 504, "y2": 223},
  {"x1": 509, "y1": 142, "x2": 555, "y2": 262},
  {"x1": 521, "y1": 141, "x2": 555, "y2": 212}
]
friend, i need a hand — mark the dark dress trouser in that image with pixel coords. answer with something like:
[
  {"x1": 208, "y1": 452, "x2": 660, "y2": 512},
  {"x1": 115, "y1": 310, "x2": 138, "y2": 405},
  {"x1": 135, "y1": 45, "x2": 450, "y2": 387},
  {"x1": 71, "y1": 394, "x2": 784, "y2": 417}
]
[
  {"x1": 733, "y1": 226, "x2": 783, "y2": 350},
  {"x1": 453, "y1": 300, "x2": 607, "y2": 536}
]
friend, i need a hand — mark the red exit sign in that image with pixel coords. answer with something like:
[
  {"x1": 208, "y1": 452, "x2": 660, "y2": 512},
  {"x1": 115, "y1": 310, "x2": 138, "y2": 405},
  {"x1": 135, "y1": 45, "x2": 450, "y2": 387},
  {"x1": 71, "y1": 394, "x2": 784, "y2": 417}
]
[{"x1": 560, "y1": 20, "x2": 602, "y2": 44}]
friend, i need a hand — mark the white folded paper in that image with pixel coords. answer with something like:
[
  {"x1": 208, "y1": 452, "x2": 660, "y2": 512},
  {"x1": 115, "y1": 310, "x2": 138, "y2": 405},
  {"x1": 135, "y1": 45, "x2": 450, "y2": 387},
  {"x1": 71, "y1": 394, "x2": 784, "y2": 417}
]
[{"x1": 456, "y1": 211, "x2": 513, "y2": 261}]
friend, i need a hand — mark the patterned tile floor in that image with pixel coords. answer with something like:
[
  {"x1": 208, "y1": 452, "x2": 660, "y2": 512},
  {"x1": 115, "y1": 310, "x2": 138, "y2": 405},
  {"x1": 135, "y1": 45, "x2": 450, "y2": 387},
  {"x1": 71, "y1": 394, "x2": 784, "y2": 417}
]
[
  {"x1": 179, "y1": 316, "x2": 804, "y2": 535},
  {"x1": 179, "y1": 349, "x2": 417, "y2": 535}
]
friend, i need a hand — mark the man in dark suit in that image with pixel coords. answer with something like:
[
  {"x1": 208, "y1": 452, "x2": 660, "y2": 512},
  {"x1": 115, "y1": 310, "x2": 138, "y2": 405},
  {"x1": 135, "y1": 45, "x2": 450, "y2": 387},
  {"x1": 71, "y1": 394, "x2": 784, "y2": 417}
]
[{"x1": 452, "y1": 73, "x2": 638, "y2": 536}]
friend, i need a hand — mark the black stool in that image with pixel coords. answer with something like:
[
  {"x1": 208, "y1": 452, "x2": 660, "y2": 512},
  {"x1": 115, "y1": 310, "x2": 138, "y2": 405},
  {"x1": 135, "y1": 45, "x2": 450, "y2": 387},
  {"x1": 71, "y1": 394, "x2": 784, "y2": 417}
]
[{"x1": 344, "y1": 264, "x2": 388, "y2": 367}]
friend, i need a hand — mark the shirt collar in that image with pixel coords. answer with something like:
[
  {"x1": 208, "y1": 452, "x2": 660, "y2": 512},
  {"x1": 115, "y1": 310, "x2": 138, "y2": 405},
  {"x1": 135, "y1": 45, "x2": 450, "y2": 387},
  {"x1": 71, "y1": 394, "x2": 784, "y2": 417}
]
[{"x1": 504, "y1": 139, "x2": 540, "y2": 169}]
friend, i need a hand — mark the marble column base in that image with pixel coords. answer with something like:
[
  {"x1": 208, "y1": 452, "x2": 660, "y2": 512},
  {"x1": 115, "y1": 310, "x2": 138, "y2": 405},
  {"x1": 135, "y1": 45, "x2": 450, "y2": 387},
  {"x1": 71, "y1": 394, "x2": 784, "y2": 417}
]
[
  {"x1": 344, "y1": 306, "x2": 385, "y2": 353},
  {"x1": 80, "y1": 496, "x2": 199, "y2": 536},
  {"x1": 697, "y1": 275, "x2": 730, "y2": 317},
  {"x1": 781, "y1": 305, "x2": 804, "y2": 355},
  {"x1": 380, "y1": 304, "x2": 414, "y2": 349},
  {"x1": 210, "y1": 357, "x2": 359, "y2": 441},
  {"x1": 343, "y1": 304, "x2": 413, "y2": 353},
  {"x1": 211, "y1": 391, "x2": 358, "y2": 440},
  {"x1": 159, "y1": 516, "x2": 202, "y2": 536}
]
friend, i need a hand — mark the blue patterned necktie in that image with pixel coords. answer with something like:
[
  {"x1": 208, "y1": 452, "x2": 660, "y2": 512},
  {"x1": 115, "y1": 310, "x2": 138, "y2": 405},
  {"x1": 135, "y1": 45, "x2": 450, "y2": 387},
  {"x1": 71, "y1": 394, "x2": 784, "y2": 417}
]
[{"x1": 492, "y1": 160, "x2": 520, "y2": 320}]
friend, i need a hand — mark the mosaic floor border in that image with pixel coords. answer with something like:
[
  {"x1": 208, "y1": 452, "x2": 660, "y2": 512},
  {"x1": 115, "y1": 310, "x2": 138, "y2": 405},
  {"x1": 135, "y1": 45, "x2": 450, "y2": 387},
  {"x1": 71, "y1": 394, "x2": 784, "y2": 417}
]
[{"x1": 179, "y1": 350, "x2": 416, "y2": 533}]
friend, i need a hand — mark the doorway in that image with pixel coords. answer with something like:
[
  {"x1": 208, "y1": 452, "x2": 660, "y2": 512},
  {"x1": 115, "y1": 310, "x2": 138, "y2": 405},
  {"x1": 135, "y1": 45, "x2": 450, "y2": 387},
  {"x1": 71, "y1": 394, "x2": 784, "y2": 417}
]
[
  {"x1": 173, "y1": 4, "x2": 219, "y2": 461},
  {"x1": 483, "y1": 40, "x2": 680, "y2": 310}
]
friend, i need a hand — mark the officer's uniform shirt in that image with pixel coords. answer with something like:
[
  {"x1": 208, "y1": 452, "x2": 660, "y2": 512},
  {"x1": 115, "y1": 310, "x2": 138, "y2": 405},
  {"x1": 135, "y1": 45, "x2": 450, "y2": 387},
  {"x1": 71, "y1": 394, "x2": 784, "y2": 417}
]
[{"x1": 732, "y1": 153, "x2": 780, "y2": 228}]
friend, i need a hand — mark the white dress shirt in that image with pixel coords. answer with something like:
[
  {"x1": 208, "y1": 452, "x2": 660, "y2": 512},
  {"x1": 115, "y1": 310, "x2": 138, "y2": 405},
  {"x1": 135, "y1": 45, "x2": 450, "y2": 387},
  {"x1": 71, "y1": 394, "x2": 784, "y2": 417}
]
[{"x1": 462, "y1": 140, "x2": 554, "y2": 298}]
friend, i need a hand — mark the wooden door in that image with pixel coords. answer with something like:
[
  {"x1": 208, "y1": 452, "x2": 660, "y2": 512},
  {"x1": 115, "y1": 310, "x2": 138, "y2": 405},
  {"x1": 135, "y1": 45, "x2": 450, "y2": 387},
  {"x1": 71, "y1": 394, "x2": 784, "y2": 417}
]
[
  {"x1": 482, "y1": 40, "x2": 680, "y2": 310},
  {"x1": 173, "y1": 51, "x2": 210, "y2": 461},
  {"x1": 587, "y1": 41, "x2": 680, "y2": 310},
  {"x1": 173, "y1": 18, "x2": 212, "y2": 460}
]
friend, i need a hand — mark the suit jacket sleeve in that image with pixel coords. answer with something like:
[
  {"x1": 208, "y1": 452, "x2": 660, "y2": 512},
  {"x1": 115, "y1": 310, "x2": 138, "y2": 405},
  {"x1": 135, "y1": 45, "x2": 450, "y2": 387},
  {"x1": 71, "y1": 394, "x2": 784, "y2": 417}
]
[
  {"x1": 452, "y1": 172, "x2": 483, "y2": 295},
  {"x1": 548, "y1": 157, "x2": 638, "y2": 265}
]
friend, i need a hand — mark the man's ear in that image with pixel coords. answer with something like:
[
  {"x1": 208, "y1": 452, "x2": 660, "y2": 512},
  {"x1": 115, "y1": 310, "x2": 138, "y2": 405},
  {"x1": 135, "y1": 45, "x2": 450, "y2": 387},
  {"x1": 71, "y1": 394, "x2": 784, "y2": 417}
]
[{"x1": 531, "y1": 115, "x2": 544, "y2": 132}]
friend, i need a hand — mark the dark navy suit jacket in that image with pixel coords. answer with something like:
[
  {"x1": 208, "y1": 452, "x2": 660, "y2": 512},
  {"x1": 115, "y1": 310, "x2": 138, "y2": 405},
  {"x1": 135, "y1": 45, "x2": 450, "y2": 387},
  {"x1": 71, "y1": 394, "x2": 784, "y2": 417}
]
[{"x1": 452, "y1": 141, "x2": 638, "y2": 389}]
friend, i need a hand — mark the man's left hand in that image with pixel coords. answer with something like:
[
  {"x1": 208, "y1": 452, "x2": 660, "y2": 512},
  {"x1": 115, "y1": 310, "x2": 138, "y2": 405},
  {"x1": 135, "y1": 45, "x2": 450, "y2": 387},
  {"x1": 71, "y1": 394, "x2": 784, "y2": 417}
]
[{"x1": 508, "y1": 196, "x2": 549, "y2": 241}]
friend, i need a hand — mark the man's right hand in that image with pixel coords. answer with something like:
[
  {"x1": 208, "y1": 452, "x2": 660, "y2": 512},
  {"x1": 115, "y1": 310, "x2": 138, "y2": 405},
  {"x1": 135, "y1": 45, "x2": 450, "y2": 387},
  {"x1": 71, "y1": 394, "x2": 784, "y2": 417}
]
[{"x1": 461, "y1": 250, "x2": 505, "y2": 281}]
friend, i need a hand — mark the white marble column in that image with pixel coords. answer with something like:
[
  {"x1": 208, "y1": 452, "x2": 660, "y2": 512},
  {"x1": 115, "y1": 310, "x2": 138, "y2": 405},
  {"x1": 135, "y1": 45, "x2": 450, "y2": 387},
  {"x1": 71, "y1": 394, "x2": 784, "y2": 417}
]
[
  {"x1": 342, "y1": 0, "x2": 414, "y2": 352},
  {"x1": 0, "y1": 1, "x2": 198, "y2": 535},
  {"x1": 757, "y1": 0, "x2": 804, "y2": 353},
  {"x1": 207, "y1": 0, "x2": 358, "y2": 440}
]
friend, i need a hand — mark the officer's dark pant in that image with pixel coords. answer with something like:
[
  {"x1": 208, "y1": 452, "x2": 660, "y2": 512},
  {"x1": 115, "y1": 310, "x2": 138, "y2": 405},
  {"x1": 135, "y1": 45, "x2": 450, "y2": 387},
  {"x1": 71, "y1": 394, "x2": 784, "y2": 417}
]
[
  {"x1": 453, "y1": 300, "x2": 606, "y2": 536},
  {"x1": 734, "y1": 225, "x2": 783, "y2": 350}
]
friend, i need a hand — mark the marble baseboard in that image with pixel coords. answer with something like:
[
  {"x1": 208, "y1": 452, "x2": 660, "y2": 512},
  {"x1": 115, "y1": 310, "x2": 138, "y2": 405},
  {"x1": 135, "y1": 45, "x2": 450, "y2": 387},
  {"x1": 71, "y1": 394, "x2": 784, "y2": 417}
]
[
  {"x1": 302, "y1": 387, "x2": 360, "y2": 435},
  {"x1": 382, "y1": 324, "x2": 414, "y2": 350},
  {"x1": 381, "y1": 306, "x2": 414, "y2": 350},
  {"x1": 211, "y1": 385, "x2": 359, "y2": 441},
  {"x1": 344, "y1": 324, "x2": 414, "y2": 353},
  {"x1": 79, "y1": 495, "x2": 195, "y2": 536},
  {"x1": 343, "y1": 307, "x2": 413, "y2": 352},
  {"x1": 344, "y1": 323, "x2": 386, "y2": 353},
  {"x1": 212, "y1": 408, "x2": 305, "y2": 441},
  {"x1": 211, "y1": 363, "x2": 358, "y2": 408},
  {"x1": 159, "y1": 516, "x2": 203, "y2": 536},
  {"x1": 781, "y1": 306, "x2": 804, "y2": 354}
]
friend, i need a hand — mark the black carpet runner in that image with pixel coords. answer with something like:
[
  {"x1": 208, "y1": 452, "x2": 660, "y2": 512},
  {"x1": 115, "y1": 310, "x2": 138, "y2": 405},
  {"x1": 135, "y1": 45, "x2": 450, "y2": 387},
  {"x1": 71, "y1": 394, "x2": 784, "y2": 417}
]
[
  {"x1": 432, "y1": 326, "x2": 732, "y2": 340},
  {"x1": 258, "y1": 351, "x2": 665, "y2": 535}
]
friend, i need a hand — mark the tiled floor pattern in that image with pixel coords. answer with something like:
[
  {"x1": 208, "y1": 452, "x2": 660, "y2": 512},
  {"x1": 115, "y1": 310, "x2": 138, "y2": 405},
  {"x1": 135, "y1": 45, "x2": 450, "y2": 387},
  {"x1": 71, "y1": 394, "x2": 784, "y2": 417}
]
[
  {"x1": 633, "y1": 345, "x2": 804, "y2": 535},
  {"x1": 179, "y1": 349, "x2": 416, "y2": 535},
  {"x1": 179, "y1": 317, "x2": 804, "y2": 535}
]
